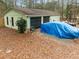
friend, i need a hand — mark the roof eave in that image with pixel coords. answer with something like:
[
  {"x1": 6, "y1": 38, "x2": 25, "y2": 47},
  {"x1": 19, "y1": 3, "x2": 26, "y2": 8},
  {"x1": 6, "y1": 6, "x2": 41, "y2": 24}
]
[{"x1": 25, "y1": 15, "x2": 60, "y2": 17}]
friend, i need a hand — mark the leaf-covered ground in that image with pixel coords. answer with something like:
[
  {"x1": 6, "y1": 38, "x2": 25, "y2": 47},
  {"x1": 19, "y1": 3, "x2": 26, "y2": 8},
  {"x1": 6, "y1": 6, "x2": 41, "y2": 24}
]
[{"x1": 0, "y1": 27, "x2": 79, "y2": 59}]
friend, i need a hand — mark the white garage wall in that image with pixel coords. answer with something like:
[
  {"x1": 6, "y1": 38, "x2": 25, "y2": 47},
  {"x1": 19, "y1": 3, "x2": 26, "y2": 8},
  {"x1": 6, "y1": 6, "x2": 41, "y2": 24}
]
[
  {"x1": 50, "y1": 16, "x2": 60, "y2": 22},
  {"x1": 26, "y1": 17, "x2": 30, "y2": 29},
  {"x1": 4, "y1": 10, "x2": 28, "y2": 30}
]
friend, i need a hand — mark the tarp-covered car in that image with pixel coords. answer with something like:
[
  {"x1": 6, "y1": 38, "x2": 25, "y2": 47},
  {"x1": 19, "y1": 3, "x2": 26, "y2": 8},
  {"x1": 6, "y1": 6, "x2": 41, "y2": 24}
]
[{"x1": 41, "y1": 22, "x2": 79, "y2": 39}]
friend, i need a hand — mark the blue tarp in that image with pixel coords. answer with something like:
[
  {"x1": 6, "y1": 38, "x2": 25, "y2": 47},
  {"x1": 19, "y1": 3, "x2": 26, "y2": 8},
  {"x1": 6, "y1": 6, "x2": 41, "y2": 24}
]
[{"x1": 41, "y1": 21, "x2": 79, "y2": 39}]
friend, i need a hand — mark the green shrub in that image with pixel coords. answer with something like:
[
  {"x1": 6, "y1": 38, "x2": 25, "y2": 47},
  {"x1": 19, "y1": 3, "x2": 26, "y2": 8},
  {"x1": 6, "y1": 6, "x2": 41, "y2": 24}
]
[{"x1": 16, "y1": 18, "x2": 27, "y2": 33}]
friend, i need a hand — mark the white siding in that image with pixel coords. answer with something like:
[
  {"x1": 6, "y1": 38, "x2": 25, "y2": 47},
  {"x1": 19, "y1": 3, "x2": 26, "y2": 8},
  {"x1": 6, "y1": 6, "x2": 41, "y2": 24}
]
[
  {"x1": 41, "y1": 16, "x2": 43, "y2": 24},
  {"x1": 4, "y1": 10, "x2": 28, "y2": 30},
  {"x1": 27, "y1": 17, "x2": 30, "y2": 29},
  {"x1": 50, "y1": 16, "x2": 60, "y2": 22}
]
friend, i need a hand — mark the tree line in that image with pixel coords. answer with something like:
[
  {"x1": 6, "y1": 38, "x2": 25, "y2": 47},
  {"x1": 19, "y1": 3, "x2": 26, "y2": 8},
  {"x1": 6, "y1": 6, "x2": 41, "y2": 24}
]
[{"x1": 0, "y1": 0, "x2": 79, "y2": 21}]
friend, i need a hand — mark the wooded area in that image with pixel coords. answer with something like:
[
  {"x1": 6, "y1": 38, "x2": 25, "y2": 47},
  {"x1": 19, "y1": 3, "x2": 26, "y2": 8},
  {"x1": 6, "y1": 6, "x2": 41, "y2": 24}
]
[{"x1": 0, "y1": 0, "x2": 79, "y2": 21}]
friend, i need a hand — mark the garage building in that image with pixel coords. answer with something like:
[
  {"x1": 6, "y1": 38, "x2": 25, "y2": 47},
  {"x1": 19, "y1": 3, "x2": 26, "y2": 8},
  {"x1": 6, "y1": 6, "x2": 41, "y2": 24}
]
[{"x1": 4, "y1": 8, "x2": 59, "y2": 31}]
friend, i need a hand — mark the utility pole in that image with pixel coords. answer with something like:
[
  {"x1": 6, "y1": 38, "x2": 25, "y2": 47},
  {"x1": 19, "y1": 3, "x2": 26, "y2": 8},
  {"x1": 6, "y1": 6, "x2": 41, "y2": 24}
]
[
  {"x1": 71, "y1": 0, "x2": 77, "y2": 22},
  {"x1": 29, "y1": 0, "x2": 32, "y2": 8},
  {"x1": 32, "y1": 0, "x2": 35, "y2": 8},
  {"x1": 75, "y1": 0, "x2": 77, "y2": 22},
  {"x1": 57, "y1": 0, "x2": 60, "y2": 13},
  {"x1": 13, "y1": 0, "x2": 16, "y2": 8},
  {"x1": 61, "y1": 0, "x2": 64, "y2": 20},
  {"x1": 40, "y1": 0, "x2": 44, "y2": 9}
]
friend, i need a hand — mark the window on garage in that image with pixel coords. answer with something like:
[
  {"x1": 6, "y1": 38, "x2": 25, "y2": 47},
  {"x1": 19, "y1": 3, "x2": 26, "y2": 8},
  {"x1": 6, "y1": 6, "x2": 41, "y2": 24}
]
[
  {"x1": 30, "y1": 17, "x2": 41, "y2": 29},
  {"x1": 11, "y1": 17, "x2": 14, "y2": 26},
  {"x1": 6, "y1": 17, "x2": 9, "y2": 25},
  {"x1": 43, "y1": 16, "x2": 50, "y2": 23}
]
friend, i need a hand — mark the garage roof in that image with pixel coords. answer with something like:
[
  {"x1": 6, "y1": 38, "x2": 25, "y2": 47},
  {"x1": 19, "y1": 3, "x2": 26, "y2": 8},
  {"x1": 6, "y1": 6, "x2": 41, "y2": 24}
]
[{"x1": 14, "y1": 8, "x2": 60, "y2": 16}]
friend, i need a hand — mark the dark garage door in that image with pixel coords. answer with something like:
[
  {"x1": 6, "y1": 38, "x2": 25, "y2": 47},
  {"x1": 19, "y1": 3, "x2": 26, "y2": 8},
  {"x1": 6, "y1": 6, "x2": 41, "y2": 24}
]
[
  {"x1": 30, "y1": 17, "x2": 41, "y2": 29},
  {"x1": 43, "y1": 16, "x2": 50, "y2": 23}
]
